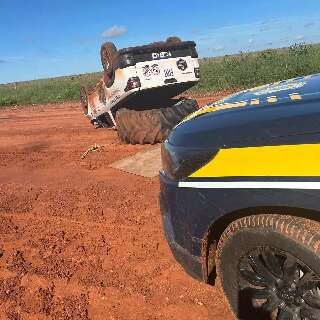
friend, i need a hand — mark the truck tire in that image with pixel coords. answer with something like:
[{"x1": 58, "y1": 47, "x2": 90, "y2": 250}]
[
  {"x1": 80, "y1": 86, "x2": 89, "y2": 115},
  {"x1": 216, "y1": 214, "x2": 320, "y2": 320},
  {"x1": 100, "y1": 42, "x2": 118, "y2": 75},
  {"x1": 116, "y1": 99, "x2": 198, "y2": 144},
  {"x1": 166, "y1": 36, "x2": 182, "y2": 44}
]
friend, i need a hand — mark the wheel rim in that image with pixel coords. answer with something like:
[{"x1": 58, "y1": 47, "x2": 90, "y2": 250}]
[{"x1": 239, "y1": 247, "x2": 320, "y2": 320}]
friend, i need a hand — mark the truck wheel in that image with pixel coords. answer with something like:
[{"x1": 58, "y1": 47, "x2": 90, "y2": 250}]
[
  {"x1": 100, "y1": 42, "x2": 117, "y2": 75},
  {"x1": 216, "y1": 214, "x2": 320, "y2": 320},
  {"x1": 80, "y1": 86, "x2": 89, "y2": 115},
  {"x1": 166, "y1": 36, "x2": 182, "y2": 44},
  {"x1": 116, "y1": 99, "x2": 198, "y2": 144}
]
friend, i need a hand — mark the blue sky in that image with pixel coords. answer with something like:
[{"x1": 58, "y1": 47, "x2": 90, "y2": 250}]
[{"x1": 1, "y1": 0, "x2": 320, "y2": 84}]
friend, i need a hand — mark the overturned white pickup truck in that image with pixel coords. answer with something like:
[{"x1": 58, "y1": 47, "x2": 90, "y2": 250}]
[{"x1": 80, "y1": 37, "x2": 200, "y2": 144}]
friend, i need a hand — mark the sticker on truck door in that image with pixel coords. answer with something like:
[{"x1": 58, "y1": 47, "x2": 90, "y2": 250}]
[
  {"x1": 177, "y1": 58, "x2": 188, "y2": 71},
  {"x1": 142, "y1": 64, "x2": 161, "y2": 79},
  {"x1": 142, "y1": 65, "x2": 152, "y2": 77},
  {"x1": 164, "y1": 68, "x2": 174, "y2": 78},
  {"x1": 151, "y1": 64, "x2": 160, "y2": 75},
  {"x1": 152, "y1": 51, "x2": 172, "y2": 60}
]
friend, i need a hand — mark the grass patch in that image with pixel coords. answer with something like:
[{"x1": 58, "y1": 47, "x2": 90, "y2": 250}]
[
  {"x1": 189, "y1": 43, "x2": 320, "y2": 94},
  {"x1": 0, "y1": 72, "x2": 102, "y2": 106},
  {"x1": 1, "y1": 43, "x2": 320, "y2": 107}
]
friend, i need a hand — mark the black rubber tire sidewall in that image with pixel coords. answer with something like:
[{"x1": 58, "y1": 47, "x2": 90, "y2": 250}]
[
  {"x1": 80, "y1": 86, "x2": 89, "y2": 115},
  {"x1": 217, "y1": 217, "x2": 320, "y2": 319},
  {"x1": 166, "y1": 36, "x2": 182, "y2": 44},
  {"x1": 115, "y1": 99, "x2": 198, "y2": 144},
  {"x1": 100, "y1": 42, "x2": 117, "y2": 74}
]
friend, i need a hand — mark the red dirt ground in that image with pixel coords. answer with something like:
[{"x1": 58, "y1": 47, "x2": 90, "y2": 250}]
[{"x1": 0, "y1": 96, "x2": 234, "y2": 320}]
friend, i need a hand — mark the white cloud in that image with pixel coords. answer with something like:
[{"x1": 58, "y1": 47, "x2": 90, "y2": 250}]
[
  {"x1": 102, "y1": 25, "x2": 127, "y2": 38},
  {"x1": 191, "y1": 28, "x2": 202, "y2": 35},
  {"x1": 192, "y1": 15, "x2": 320, "y2": 58},
  {"x1": 304, "y1": 22, "x2": 315, "y2": 28},
  {"x1": 0, "y1": 56, "x2": 24, "y2": 63},
  {"x1": 211, "y1": 45, "x2": 224, "y2": 51}
]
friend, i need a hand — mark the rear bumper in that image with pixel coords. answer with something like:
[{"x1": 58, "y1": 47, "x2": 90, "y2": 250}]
[
  {"x1": 123, "y1": 81, "x2": 199, "y2": 108},
  {"x1": 159, "y1": 171, "x2": 204, "y2": 280}
]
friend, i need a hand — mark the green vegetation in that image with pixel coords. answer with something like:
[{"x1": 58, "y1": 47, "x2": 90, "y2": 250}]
[
  {"x1": 1, "y1": 43, "x2": 320, "y2": 106},
  {"x1": 0, "y1": 72, "x2": 102, "y2": 106},
  {"x1": 189, "y1": 43, "x2": 320, "y2": 94}
]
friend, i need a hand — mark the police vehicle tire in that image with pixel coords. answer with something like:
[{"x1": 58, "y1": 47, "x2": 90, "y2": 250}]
[
  {"x1": 216, "y1": 214, "x2": 320, "y2": 320},
  {"x1": 116, "y1": 99, "x2": 198, "y2": 144},
  {"x1": 100, "y1": 42, "x2": 117, "y2": 74}
]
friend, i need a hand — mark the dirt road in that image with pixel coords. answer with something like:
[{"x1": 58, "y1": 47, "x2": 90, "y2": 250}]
[{"x1": 0, "y1": 98, "x2": 234, "y2": 319}]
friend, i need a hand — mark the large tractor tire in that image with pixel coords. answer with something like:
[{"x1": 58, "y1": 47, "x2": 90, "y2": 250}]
[
  {"x1": 116, "y1": 99, "x2": 198, "y2": 144},
  {"x1": 166, "y1": 36, "x2": 182, "y2": 44},
  {"x1": 80, "y1": 86, "x2": 89, "y2": 116},
  {"x1": 100, "y1": 42, "x2": 118, "y2": 76}
]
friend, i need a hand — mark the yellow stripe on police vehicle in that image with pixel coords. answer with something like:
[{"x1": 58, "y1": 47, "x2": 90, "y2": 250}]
[
  {"x1": 289, "y1": 93, "x2": 302, "y2": 100},
  {"x1": 181, "y1": 76, "x2": 310, "y2": 125},
  {"x1": 181, "y1": 100, "x2": 249, "y2": 124},
  {"x1": 250, "y1": 98, "x2": 260, "y2": 105},
  {"x1": 181, "y1": 91, "x2": 303, "y2": 125},
  {"x1": 267, "y1": 96, "x2": 277, "y2": 103},
  {"x1": 178, "y1": 144, "x2": 320, "y2": 189}
]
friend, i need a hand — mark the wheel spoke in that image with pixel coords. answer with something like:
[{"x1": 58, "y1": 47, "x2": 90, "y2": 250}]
[
  {"x1": 242, "y1": 287, "x2": 270, "y2": 299},
  {"x1": 248, "y1": 254, "x2": 277, "y2": 283},
  {"x1": 298, "y1": 272, "x2": 320, "y2": 292},
  {"x1": 292, "y1": 313, "x2": 301, "y2": 320},
  {"x1": 240, "y1": 268, "x2": 269, "y2": 287},
  {"x1": 303, "y1": 290, "x2": 320, "y2": 309},
  {"x1": 238, "y1": 246, "x2": 320, "y2": 320},
  {"x1": 301, "y1": 306, "x2": 320, "y2": 320},
  {"x1": 262, "y1": 295, "x2": 281, "y2": 312},
  {"x1": 283, "y1": 256, "x2": 300, "y2": 282},
  {"x1": 262, "y1": 249, "x2": 283, "y2": 279},
  {"x1": 277, "y1": 308, "x2": 292, "y2": 320}
]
